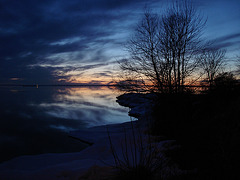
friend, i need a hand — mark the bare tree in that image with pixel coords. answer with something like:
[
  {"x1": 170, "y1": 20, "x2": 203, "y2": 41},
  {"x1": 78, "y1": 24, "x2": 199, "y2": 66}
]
[
  {"x1": 120, "y1": 9, "x2": 163, "y2": 91},
  {"x1": 119, "y1": 0, "x2": 207, "y2": 93},
  {"x1": 198, "y1": 48, "x2": 226, "y2": 87},
  {"x1": 158, "y1": 0, "x2": 206, "y2": 92}
]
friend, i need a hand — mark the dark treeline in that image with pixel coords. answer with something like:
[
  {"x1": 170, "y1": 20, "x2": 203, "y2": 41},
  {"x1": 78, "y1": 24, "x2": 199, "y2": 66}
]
[{"x1": 151, "y1": 83, "x2": 240, "y2": 179}]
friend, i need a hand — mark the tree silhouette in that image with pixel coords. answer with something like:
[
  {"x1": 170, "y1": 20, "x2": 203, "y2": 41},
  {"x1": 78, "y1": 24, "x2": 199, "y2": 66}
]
[
  {"x1": 198, "y1": 48, "x2": 226, "y2": 87},
  {"x1": 119, "y1": 0, "x2": 206, "y2": 93},
  {"x1": 120, "y1": 10, "x2": 163, "y2": 92},
  {"x1": 159, "y1": 0, "x2": 206, "y2": 92}
]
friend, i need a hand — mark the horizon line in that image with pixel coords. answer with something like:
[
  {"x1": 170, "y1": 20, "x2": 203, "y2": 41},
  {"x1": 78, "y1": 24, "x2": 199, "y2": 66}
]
[
  {"x1": 0, "y1": 84, "x2": 117, "y2": 87},
  {"x1": 0, "y1": 84, "x2": 216, "y2": 88}
]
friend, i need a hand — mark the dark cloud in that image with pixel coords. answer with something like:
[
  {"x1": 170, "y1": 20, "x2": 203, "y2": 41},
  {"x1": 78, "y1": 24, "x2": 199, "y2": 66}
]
[
  {"x1": 0, "y1": 0, "x2": 142, "y2": 84},
  {"x1": 0, "y1": 0, "x2": 239, "y2": 84},
  {"x1": 211, "y1": 41, "x2": 240, "y2": 51},
  {"x1": 54, "y1": 63, "x2": 109, "y2": 77},
  {"x1": 214, "y1": 33, "x2": 240, "y2": 44},
  {"x1": 87, "y1": 80, "x2": 108, "y2": 85},
  {"x1": 93, "y1": 72, "x2": 112, "y2": 78},
  {"x1": 63, "y1": 0, "x2": 147, "y2": 12},
  {"x1": 208, "y1": 33, "x2": 240, "y2": 50}
]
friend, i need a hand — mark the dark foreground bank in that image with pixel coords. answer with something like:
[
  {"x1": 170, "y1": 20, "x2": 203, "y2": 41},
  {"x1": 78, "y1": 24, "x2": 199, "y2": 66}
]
[{"x1": 133, "y1": 86, "x2": 240, "y2": 179}]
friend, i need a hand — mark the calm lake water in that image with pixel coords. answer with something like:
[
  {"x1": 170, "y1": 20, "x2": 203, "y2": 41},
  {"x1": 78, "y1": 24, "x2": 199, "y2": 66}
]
[{"x1": 0, "y1": 86, "x2": 129, "y2": 163}]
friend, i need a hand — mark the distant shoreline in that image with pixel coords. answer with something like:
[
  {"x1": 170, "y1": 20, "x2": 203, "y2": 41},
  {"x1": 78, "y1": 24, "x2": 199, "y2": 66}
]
[
  {"x1": 0, "y1": 84, "x2": 211, "y2": 88},
  {"x1": 0, "y1": 84, "x2": 117, "y2": 87}
]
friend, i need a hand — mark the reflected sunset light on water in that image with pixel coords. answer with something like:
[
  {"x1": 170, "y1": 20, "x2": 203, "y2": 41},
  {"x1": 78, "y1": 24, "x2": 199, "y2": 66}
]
[{"x1": 0, "y1": 86, "x2": 129, "y2": 162}]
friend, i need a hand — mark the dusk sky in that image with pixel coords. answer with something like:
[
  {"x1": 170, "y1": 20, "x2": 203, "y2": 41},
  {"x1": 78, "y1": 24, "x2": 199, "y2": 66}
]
[{"x1": 0, "y1": 0, "x2": 239, "y2": 85}]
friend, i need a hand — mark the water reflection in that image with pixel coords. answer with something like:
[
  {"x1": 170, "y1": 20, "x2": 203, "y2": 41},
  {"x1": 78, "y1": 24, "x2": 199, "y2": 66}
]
[
  {"x1": 34, "y1": 86, "x2": 129, "y2": 127},
  {"x1": 0, "y1": 86, "x2": 129, "y2": 162}
]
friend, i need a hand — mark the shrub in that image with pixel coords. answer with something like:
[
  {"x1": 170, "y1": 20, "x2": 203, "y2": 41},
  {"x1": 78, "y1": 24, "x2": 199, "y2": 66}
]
[{"x1": 107, "y1": 120, "x2": 169, "y2": 180}]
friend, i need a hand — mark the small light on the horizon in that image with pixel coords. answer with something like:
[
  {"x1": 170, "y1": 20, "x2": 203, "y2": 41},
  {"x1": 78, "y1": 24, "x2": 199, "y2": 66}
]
[{"x1": 10, "y1": 78, "x2": 21, "y2": 81}]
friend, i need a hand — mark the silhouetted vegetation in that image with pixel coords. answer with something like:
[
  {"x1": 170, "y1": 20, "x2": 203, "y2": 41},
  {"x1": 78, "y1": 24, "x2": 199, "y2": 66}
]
[
  {"x1": 198, "y1": 48, "x2": 226, "y2": 87},
  {"x1": 118, "y1": 0, "x2": 215, "y2": 93},
  {"x1": 117, "y1": 0, "x2": 238, "y2": 96},
  {"x1": 114, "y1": 1, "x2": 239, "y2": 179},
  {"x1": 150, "y1": 77, "x2": 240, "y2": 179},
  {"x1": 107, "y1": 120, "x2": 170, "y2": 180}
]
